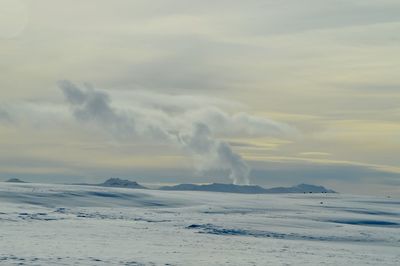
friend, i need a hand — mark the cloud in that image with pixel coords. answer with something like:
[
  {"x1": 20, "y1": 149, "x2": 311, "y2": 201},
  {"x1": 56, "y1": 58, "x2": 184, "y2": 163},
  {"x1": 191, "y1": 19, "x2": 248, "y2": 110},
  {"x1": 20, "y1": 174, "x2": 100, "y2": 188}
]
[
  {"x1": 0, "y1": 107, "x2": 13, "y2": 123},
  {"x1": 0, "y1": 0, "x2": 28, "y2": 39},
  {"x1": 58, "y1": 80, "x2": 135, "y2": 138},
  {"x1": 59, "y1": 80, "x2": 292, "y2": 184}
]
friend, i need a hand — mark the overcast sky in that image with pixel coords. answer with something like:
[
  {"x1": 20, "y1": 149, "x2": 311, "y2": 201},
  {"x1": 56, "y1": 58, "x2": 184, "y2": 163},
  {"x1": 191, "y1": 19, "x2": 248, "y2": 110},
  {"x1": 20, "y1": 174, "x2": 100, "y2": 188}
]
[{"x1": 1, "y1": 0, "x2": 400, "y2": 195}]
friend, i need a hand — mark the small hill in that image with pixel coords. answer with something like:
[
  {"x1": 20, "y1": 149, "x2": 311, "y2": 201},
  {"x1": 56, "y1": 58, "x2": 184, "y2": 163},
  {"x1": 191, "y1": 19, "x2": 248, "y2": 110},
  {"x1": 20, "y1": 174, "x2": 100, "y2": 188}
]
[
  {"x1": 98, "y1": 178, "x2": 147, "y2": 189},
  {"x1": 5, "y1": 178, "x2": 26, "y2": 183},
  {"x1": 159, "y1": 183, "x2": 336, "y2": 194}
]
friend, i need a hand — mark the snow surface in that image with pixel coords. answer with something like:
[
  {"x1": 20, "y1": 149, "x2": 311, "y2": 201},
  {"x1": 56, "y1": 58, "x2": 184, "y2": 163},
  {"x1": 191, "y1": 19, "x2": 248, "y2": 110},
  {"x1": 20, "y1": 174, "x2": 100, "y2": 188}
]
[{"x1": 0, "y1": 182, "x2": 399, "y2": 265}]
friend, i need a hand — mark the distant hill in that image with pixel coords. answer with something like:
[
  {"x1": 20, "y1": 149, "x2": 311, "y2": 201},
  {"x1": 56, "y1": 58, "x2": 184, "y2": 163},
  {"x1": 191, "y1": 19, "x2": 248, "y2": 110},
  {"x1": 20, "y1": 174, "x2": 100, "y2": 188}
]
[
  {"x1": 97, "y1": 178, "x2": 148, "y2": 189},
  {"x1": 264, "y1": 183, "x2": 336, "y2": 194},
  {"x1": 5, "y1": 178, "x2": 26, "y2": 183},
  {"x1": 159, "y1": 183, "x2": 336, "y2": 194},
  {"x1": 160, "y1": 183, "x2": 267, "y2": 194}
]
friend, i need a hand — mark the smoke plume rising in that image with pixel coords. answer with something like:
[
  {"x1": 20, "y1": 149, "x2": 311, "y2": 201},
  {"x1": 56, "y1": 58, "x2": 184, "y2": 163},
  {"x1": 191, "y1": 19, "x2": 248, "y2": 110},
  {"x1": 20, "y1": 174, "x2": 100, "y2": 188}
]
[{"x1": 59, "y1": 80, "x2": 291, "y2": 184}]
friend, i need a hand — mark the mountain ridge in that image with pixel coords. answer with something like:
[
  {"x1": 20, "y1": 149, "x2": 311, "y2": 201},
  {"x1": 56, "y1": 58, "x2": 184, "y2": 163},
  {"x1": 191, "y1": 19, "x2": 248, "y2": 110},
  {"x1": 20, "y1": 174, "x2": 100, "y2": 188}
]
[
  {"x1": 73, "y1": 178, "x2": 148, "y2": 189},
  {"x1": 159, "y1": 182, "x2": 336, "y2": 194}
]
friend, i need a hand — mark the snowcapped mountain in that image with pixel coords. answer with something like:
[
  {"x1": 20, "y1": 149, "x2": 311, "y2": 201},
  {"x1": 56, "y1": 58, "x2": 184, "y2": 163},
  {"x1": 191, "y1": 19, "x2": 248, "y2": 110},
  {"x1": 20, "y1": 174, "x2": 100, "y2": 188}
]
[{"x1": 159, "y1": 183, "x2": 336, "y2": 194}]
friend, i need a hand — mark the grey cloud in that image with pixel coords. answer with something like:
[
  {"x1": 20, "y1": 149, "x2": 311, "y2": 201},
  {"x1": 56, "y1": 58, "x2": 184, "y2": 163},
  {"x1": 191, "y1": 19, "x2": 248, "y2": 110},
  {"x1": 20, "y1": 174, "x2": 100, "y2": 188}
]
[
  {"x1": 59, "y1": 80, "x2": 136, "y2": 138},
  {"x1": 0, "y1": 107, "x2": 13, "y2": 124},
  {"x1": 58, "y1": 80, "x2": 87, "y2": 105},
  {"x1": 34, "y1": 1, "x2": 400, "y2": 35},
  {"x1": 333, "y1": 82, "x2": 400, "y2": 93},
  {"x1": 184, "y1": 107, "x2": 294, "y2": 138},
  {"x1": 112, "y1": 37, "x2": 245, "y2": 92},
  {"x1": 237, "y1": 1, "x2": 400, "y2": 36}
]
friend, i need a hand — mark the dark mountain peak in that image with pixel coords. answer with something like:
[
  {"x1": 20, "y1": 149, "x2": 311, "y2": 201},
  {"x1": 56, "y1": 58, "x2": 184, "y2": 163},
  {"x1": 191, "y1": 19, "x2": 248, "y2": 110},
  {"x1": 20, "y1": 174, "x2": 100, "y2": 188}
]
[
  {"x1": 295, "y1": 183, "x2": 336, "y2": 193},
  {"x1": 99, "y1": 178, "x2": 147, "y2": 189},
  {"x1": 5, "y1": 178, "x2": 26, "y2": 183}
]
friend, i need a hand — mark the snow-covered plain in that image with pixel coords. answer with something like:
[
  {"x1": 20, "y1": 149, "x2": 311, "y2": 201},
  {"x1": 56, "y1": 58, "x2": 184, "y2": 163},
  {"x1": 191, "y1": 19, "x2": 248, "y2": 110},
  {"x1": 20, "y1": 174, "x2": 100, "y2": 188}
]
[{"x1": 0, "y1": 182, "x2": 399, "y2": 265}]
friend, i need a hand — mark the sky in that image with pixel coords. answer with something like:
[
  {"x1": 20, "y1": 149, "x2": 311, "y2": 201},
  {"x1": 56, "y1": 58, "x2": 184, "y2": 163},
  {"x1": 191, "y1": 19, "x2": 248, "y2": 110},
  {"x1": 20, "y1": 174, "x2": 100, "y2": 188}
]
[{"x1": 0, "y1": 0, "x2": 399, "y2": 195}]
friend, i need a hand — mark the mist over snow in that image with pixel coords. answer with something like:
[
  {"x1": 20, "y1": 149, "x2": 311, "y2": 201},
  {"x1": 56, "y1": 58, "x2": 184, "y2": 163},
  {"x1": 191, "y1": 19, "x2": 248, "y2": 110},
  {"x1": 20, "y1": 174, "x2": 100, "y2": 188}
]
[{"x1": 59, "y1": 80, "x2": 294, "y2": 185}]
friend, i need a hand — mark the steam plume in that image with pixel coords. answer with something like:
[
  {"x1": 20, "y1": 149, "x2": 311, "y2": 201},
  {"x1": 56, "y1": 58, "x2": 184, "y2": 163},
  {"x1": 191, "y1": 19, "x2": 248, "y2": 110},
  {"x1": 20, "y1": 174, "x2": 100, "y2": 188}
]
[{"x1": 59, "y1": 80, "x2": 291, "y2": 184}]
